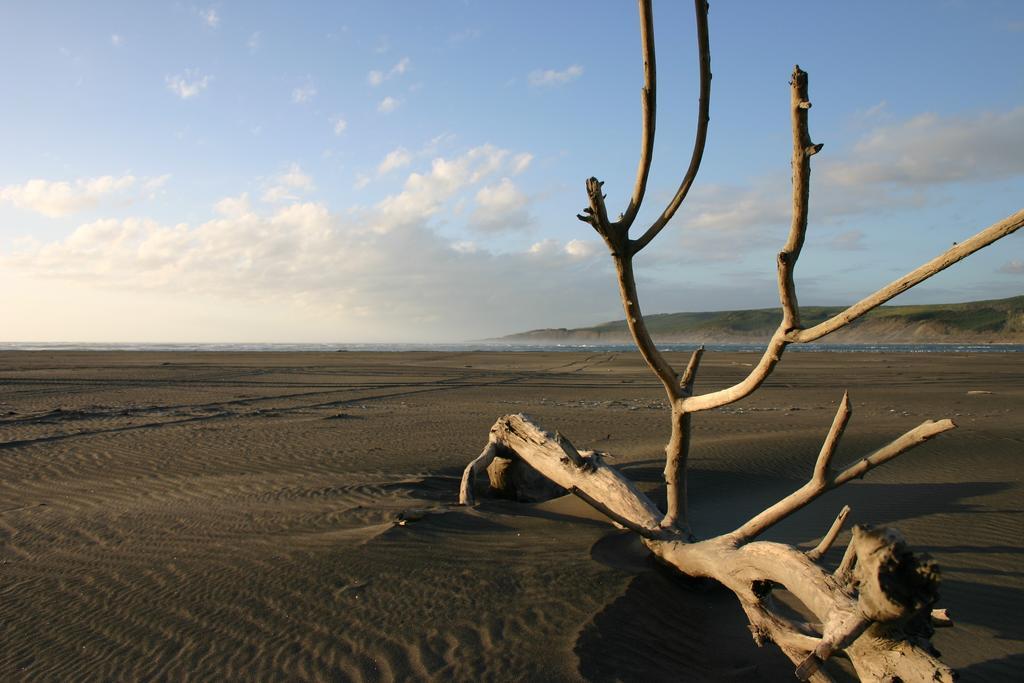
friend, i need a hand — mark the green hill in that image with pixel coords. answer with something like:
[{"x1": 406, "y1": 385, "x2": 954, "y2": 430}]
[{"x1": 499, "y1": 295, "x2": 1024, "y2": 344}]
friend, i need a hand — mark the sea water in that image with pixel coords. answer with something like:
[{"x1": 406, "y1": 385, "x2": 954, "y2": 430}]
[{"x1": 1, "y1": 341, "x2": 1021, "y2": 353}]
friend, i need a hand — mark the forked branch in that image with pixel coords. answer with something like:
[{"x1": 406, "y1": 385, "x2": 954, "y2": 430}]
[
  {"x1": 615, "y1": 0, "x2": 657, "y2": 233},
  {"x1": 681, "y1": 61, "x2": 1024, "y2": 414},
  {"x1": 577, "y1": 0, "x2": 711, "y2": 253},
  {"x1": 629, "y1": 0, "x2": 711, "y2": 254},
  {"x1": 730, "y1": 400, "x2": 956, "y2": 543}
]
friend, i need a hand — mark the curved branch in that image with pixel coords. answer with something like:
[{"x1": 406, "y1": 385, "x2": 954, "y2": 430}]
[
  {"x1": 807, "y1": 505, "x2": 851, "y2": 562},
  {"x1": 614, "y1": 256, "x2": 680, "y2": 399},
  {"x1": 681, "y1": 328, "x2": 788, "y2": 412},
  {"x1": 679, "y1": 65, "x2": 1022, "y2": 415},
  {"x1": 650, "y1": 535, "x2": 954, "y2": 681},
  {"x1": 614, "y1": 0, "x2": 657, "y2": 233},
  {"x1": 459, "y1": 441, "x2": 498, "y2": 505},
  {"x1": 679, "y1": 65, "x2": 816, "y2": 412},
  {"x1": 630, "y1": 0, "x2": 711, "y2": 254},
  {"x1": 793, "y1": 207, "x2": 1024, "y2": 343},
  {"x1": 729, "y1": 418, "x2": 956, "y2": 544}
]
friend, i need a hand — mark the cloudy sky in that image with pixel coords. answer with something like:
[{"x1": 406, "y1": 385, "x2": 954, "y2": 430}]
[{"x1": 1, "y1": 1, "x2": 1022, "y2": 343}]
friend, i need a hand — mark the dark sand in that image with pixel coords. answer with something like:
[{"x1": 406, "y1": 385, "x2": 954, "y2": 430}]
[{"x1": 1, "y1": 351, "x2": 1021, "y2": 681}]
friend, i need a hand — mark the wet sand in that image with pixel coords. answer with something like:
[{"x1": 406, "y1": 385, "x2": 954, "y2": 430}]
[{"x1": 1, "y1": 350, "x2": 1021, "y2": 681}]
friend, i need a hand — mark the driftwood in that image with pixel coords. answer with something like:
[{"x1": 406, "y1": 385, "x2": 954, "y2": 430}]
[
  {"x1": 461, "y1": 1, "x2": 1023, "y2": 680},
  {"x1": 461, "y1": 414, "x2": 954, "y2": 681}
]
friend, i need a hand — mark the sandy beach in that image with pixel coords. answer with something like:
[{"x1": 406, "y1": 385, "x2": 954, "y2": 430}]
[{"x1": 1, "y1": 350, "x2": 1021, "y2": 681}]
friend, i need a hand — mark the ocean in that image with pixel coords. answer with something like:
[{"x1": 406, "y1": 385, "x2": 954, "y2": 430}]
[{"x1": 1, "y1": 341, "x2": 1021, "y2": 353}]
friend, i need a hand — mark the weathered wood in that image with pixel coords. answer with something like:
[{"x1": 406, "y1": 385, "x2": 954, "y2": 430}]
[
  {"x1": 629, "y1": 0, "x2": 712, "y2": 255},
  {"x1": 485, "y1": 455, "x2": 566, "y2": 503},
  {"x1": 806, "y1": 505, "x2": 850, "y2": 562},
  {"x1": 647, "y1": 527, "x2": 953, "y2": 681},
  {"x1": 459, "y1": 442, "x2": 497, "y2": 506},
  {"x1": 729, "y1": 414, "x2": 956, "y2": 544},
  {"x1": 456, "y1": 0, "x2": 1022, "y2": 679},
  {"x1": 463, "y1": 414, "x2": 957, "y2": 679},
  {"x1": 482, "y1": 414, "x2": 665, "y2": 537}
]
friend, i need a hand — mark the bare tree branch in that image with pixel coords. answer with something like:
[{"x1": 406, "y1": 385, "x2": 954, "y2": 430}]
[
  {"x1": 931, "y1": 608, "x2": 954, "y2": 628},
  {"x1": 679, "y1": 65, "x2": 818, "y2": 412},
  {"x1": 833, "y1": 419, "x2": 955, "y2": 486},
  {"x1": 806, "y1": 505, "x2": 850, "y2": 562},
  {"x1": 614, "y1": 256, "x2": 681, "y2": 398},
  {"x1": 630, "y1": 0, "x2": 712, "y2": 254},
  {"x1": 813, "y1": 392, "x2": 851, "y2": 485},
  {"x1": 778, "y1": 65, "x2": 820, "y2": 330},
  {"x1": 792, "y1": 208, "x2": 1024, "y2": 343},
  {"x1": 681, "y1": 330, "x2": 788, "y2": 412},
  {"x1": 461, "y1": 4, "x2": 1020, "y2": 676},
  {"x1": 476, "y1": 414, "x2": 667, "y2": 536},
  {"x1": 661, "y1": 407, "x2": 691, "y2": 531},
  {"x1": 613, "y1": 0, "x2": 657, "y2": 233},
  {"x1": 834, "y1": 536, "x2": 857, "y2": 582},
  {"x1": 680, "y1": 345, "x2": 704, "y2": 393},
  {"x1": 459, "y1": 441, "x2": 498, "y2": 505},
  {"x1": 729, "y1": 417, "x2": 956, "y2": 543},
  {"x1": 796, "y1": 610, "x2": 870, "y2": 681}
]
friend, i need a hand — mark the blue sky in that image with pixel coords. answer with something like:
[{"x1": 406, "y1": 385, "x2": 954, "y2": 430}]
[{"x1": 1, "y1": 1, "x2": 1022, "y2": 342}]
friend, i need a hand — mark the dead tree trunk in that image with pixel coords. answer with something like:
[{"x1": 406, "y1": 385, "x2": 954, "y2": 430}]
[{"x1": 461, "y1": 1, "x2": 1024, "y2": 679}]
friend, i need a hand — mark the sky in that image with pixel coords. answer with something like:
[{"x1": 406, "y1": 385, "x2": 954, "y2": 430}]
[{"x1": 1, "y1": 1, "x2": 1022, "y2": 343}]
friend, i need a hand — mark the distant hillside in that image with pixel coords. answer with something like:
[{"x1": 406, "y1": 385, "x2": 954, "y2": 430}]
[{"x1": 499, "y1": 295, "x2": 1024, "y2": 344}]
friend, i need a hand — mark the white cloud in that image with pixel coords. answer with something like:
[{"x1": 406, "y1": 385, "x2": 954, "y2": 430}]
[
  {"x1": 859, "y1": 100, "x2": 887, "y2": 120},
  {"x1": 353, "y1": 173, "x2": 371, "y2": 190},
  {"x1": 649, "y1": 105, "x2": 1024, "y2": 263},
  {"x1": 166, "y1": 70, "x2": 211, "y2": 99},
  {"x1": 511, "y1": 153, "x2": 533, "y2": 175},
  {"x1": 200, "y1": 8, "x2": 220, "y2": 28},
  {"x1": 0, "y1": 174, "x2": 166, "y2": 217},
  {"x1": 377, "y1": 96, "x2": 400, "y2": 113},
  {"x1": 247, "y1": 31, "x2": 261, "y2": 51},
  {"x1": 377, "y1": 147, "x2": 412, "y2": 175},
  {"x1": 528, "y1": 239, "x2": 559, "y2": 256},
  {"x1": 448, "y1": 28, "x2": 481, "y2": 45},
  {"x1": 261, "y1": 163, "x2": 314, "y2": 203},
  {"x1": 564, "y1": 239, "x2": 600, "y2": 260},
  {"x1": 372, "y1": 144, "x2": 514, "y2": 232},
  {"x1": 143, "y1": 175, "x2": 171, "y2": 196},
  {"x1": 368, "y1": 57, "x2": 411, "y2": 86},
  {"x1": 292, "y1": 81, "x2": 317, "y2": 104},
  {"x1": 823, "y1": 106, "x2": 1024, "y2": 188},
  {"x1": 528, "y1": 238, "x2": 602, "y2": 261},
  {"x1": 469, "y1": 177, "x2": 532, "y2": 233},
  {"x1": 2, "y1": 149, "x2": 614, "y2": 341},
  {"x1": 998, "y1": 259, "x2": 1024, "y2": 274},
  {"x1": 451, "y1": 240, "x2": 478, "y2": 254},
  {"x1": 333, "y1": 117, "x2": 348, "y2": 135},
  {"x1": 528, "y1": 64, "x2": 583, "y2": 87},
  {"x1": 391, "y1": 57, "x2": 410, "y2": 76},
  {"x1": 110, "y1": 34, "x2": 123, "y2": 47},
  {"x1": 214, "y1": 193, "x2": 252, "y2": 217},
  {"x1": 828, "y1": 229, "x2": 867, "y2": 251}
]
